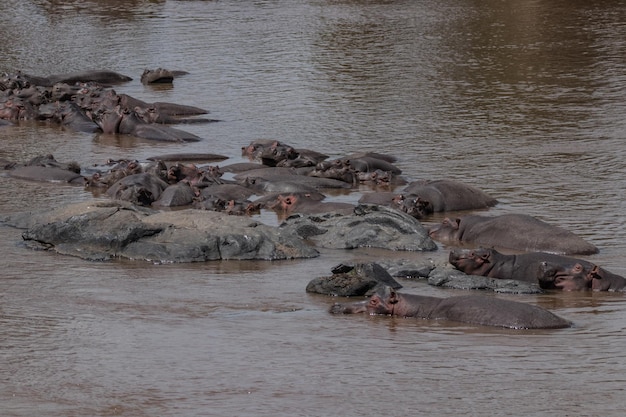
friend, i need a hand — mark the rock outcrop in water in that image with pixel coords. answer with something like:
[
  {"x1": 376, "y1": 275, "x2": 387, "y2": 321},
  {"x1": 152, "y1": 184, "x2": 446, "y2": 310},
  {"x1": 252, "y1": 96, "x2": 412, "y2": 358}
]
[
  {"x1": 280, "y1": 204, "x2": 437, "y2": 251},
  {"x1": 1, "y1": 200, "x2": 439, "y2": 263},
  {"x1": 2, "y1": 200, "x2": 319, "y2": 262},
  {"x1": 306, "y1": 262, "x2": 403, "y2": 296}
]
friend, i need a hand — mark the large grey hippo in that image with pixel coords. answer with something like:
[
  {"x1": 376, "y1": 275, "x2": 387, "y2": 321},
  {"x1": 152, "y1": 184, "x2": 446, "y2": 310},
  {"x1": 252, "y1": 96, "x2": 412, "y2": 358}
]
[
  {"x1": 330, "y1": 285, "x2": 571, "y2": 329},
  {"x1": 448, "y1": 248, "x2": 596, "y2": 285},
  {"x1": 429, "y1": 214, "x2": 599, "y2": 255}
]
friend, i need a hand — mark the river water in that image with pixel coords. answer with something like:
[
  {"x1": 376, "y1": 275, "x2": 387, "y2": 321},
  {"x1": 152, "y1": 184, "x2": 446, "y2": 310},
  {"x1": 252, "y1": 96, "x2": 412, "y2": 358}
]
[{"x1": 1, "y1": 1, "x2": 626, "y2": 416}]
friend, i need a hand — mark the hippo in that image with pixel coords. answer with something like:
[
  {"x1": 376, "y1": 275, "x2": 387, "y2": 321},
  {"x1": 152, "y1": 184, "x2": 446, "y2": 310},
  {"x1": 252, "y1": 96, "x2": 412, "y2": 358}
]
[
  {"x1": 118, "y1": 94, "x2": 208, "y2": 117},
  {"x1": 117, "y1": 108, "x2": 202, "y2": 142},
  {"x1": 25, "y1": 154, "x2": 81, "y2": 172},
  {"x1": 219, "y1": 162, "x2": 267, "y2": 173},
  {"x1": 224, "y1": 199, "x2": 262, "y2": 216},
  {"x1": 402, "y1": 179, "x2": 498, "y2": 212},
  {"x1": 586, "y1": 266, "x2": 626, "y2": 291},
  {"x1": 330, "y1": 285, "x2": 570, "y2": 329},
  {"x1": 449, "y1": 247, "x2": 597, "y2": 285},
  {"x1": 264, "y1": 193, "x2": 354, "y2": 218},
  {"x1": 276, "y1": 149, "x2": 329, "y2": 168},
  {"x1": 39, "y1": 101, "x2": 101, "y2": 133},
  {"x1": 242, "y1": 177, "x2": 320, "y2": 194},
  {"x1": 0, "y1": 70, "x2": 209, "y2": 141},
  {"x1": 349, "y1": 156, "x2": 402, "y2": 174},
  {"x1": 146, "y1": 153, "x2": 228, "y2": 163},
  {"x1": 357, "y1": 169, "x2": 407, "y2": 186},
  {"x1": 21, "y1": 70, "x2": 132, "y2": 87},
  {"x1": 105, "y1": 173, "x2": 169, "y2": 206},
  {"x1": 141, "y1": 68, "x2": 175, "y2": 84},
  {"x1": 317, "y1": 156, "x2": 402, "y2": 175},
  {"x1": 429, "y1": 214, "x2": 599, "y2": 255},
  {"x1": 142, "y1": 68, "x2": 189, "y2": 84},
  {"x1": 199, "y1": 184, "x2": 258, "y2": 202},
  {"x1": 359, "y1": 192, "x2": 433, "y2": 219},
  {"x1": 309, "y1": 164, "x2": 357, "y2": 184},
  {"x1": 7, "y1": 155, "x2": 84, "y2": 184},
  {"x1": 84, "y1": 159, "x2": 144, "y2": 189},
  {"x1": 9, "y1": 166, "x2": 84, "y2": 184},
  {"x1": 537, "y1": 260, "x2": 626, "y2": 292},
  {"x1": 134, "y1": 106, "x2": 218, "y2": 124},
  {"x1": 0, "y1": 96, "x2": 39, "y2": 120},
  {"x1": 346, "y1": 151, "x2": 398, "y2": 163},
  {"x1": 235, "y1": 168, "x2": 352, "y2": 190},
  {"x1": 152, "y1": 183, "x2": 195, "y2": 207},
  {"x1": 242, "y1": 140, "x2": 323, "y2": 167},
  {"x1": 259, "y1": 141, "x2": 299, "y2": 166}
]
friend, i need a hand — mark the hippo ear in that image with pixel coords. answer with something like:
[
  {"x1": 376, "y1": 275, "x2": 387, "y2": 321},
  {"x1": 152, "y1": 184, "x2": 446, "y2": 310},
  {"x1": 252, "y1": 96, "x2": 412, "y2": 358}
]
[
  {"x1": 479, "y1": 252, "x2": 490, "y2": 263},
  {"x1": 589, "y1": 265, "x2": 604, "y2": 280},
  {"x1": 388, "y1": 288, "x2": 400, "y2": 304}
]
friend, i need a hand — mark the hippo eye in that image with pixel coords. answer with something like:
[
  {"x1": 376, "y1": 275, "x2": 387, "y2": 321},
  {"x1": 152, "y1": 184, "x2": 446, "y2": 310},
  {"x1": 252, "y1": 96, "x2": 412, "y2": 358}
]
[{"x1": 574, "y1": 264, "x2": 583, "y2": 272}]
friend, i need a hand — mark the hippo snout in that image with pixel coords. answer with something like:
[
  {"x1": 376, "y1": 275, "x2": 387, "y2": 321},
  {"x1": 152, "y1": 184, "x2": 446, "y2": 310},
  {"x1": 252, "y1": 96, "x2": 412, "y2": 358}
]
[
  {"x1": 329, "y1": 303, "x2": 345, "y2": 314},
  {"x1": 329, "y1": 300, "x2": 368, "y2": 314}
]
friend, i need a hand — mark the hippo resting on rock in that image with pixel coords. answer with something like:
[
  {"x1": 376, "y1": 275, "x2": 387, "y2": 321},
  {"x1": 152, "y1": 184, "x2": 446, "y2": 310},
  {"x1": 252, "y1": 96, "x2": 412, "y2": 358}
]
[
  {"x1": 429, "y1": 214, "x2": 599, "y2": 255},
  {"x1": 330, "y1": 285, "x2": 570, "y2": 329},
  {"x1": 449, "y1": 247, "x2": 625, "y2": 291}
]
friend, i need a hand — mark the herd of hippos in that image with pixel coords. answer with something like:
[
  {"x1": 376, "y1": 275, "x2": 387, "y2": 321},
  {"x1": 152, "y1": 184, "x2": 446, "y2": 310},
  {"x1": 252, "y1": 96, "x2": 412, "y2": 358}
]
[{"x1": 1, "y1": 68, "x2": 623, "y2": 329}]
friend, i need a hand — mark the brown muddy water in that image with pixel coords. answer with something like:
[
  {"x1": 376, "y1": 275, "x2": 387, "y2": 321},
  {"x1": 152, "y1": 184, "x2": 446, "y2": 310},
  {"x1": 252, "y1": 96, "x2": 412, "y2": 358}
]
[{"x1": 1, "y1": 1, "x2": 626, "y2": 416}]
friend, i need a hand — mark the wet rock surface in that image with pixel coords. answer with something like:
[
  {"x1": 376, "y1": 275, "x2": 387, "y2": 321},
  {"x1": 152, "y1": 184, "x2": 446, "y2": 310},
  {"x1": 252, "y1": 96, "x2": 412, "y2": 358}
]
[
  {"x1": 306, "y1": 262, "x2": 403, "y2": 296},
  {"x1": 2, "y1": 200, "x2": 319, "y2": 262},
  {"x1": 281, "y1": 204, "x2": 437, "y2": 251}
]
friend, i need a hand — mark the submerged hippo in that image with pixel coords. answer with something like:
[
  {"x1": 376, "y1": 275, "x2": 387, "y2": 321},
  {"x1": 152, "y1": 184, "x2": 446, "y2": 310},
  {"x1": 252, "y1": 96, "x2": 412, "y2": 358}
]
[
  {"x1": 429, "y1": 214, "x2": 599, "y2": 255},
  {"x1": 537, "y1": 260, "x2": 626, "y2": 291},
  {"x1": 106, "y1": 172, "x2": 168, "y2": 206},
  {"x1": 9, "y1": 165, "x2": 84, "y2": 184},
  {"x1": 264, "y1": 193, "x2": 354, "y2": 218},
  {"x1": 402, "y1": 179, "x2": 498, "y2": 212},
  {"x1": 330, "y1": 285, "x2": 570, "y2": 329},
  {"x1": 21, "y1": 70, "x2": 132, "y2": 87},
  {"x1": 141, "y1": 68, "x2": 173, "y2": 84},
  {"x1": 359, "y1": 192, "x2": 433, "y2": 219}
]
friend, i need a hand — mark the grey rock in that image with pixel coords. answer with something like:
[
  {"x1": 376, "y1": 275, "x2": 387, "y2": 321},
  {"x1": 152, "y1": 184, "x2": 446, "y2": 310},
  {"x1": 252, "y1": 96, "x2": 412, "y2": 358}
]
[
  {"x1": 281, "y1": 204, "x2": 437, "y2": 251},
  {"x1": 427, "y1": 266, "x2": 543, "y2": 294},
  {"x1": 378, "y1": 258, "x2": 438, "y2": 279},
  {"x1": 306, "y1": 262, "x2": 402, "y2": 297},
  {"x1": 4, "y1": 200, "x2": 318, "y2": 262}
]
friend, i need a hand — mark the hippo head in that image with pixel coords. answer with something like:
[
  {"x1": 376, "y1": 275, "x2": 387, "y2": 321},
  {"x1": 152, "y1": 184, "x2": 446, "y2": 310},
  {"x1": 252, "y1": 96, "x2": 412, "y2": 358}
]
[
  {"x1": 428, "y1": 217, "x2": 461, "y2": 241},
  {"x1": 537, "y1": 261, "x2": 593, "y2": 291},
  {"x1": 448, "y1": 248, "x2": 493, "y2": 274},
  {"x1": 268, "y1": 194, "x2": 298, "y2": 213},
  {"x1": 391, "y1": 194, "x2": 433, "y2": 219},
  {"x1": 329, "y1": 286, "x2": 398, "y2": 316}
]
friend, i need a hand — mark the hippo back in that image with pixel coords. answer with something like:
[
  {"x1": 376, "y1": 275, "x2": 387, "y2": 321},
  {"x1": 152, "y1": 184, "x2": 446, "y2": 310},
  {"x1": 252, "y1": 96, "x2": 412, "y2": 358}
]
[
  {"x1": 429, "y1": 295, "x2": 571, "y2": 329},
  {"x1": 455, "y1": 214, "x2": 599, "y2": 256},
  {"x1": 403, "y1": 179, "x2": 497, "y2": 212}
]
